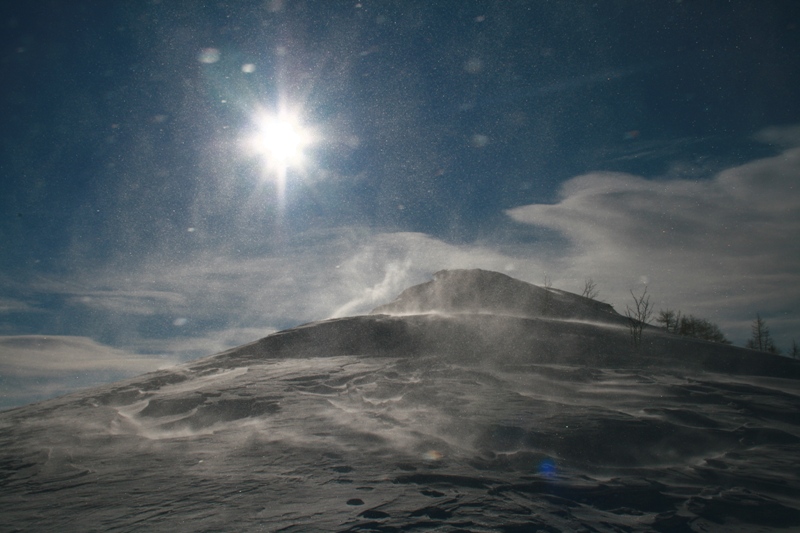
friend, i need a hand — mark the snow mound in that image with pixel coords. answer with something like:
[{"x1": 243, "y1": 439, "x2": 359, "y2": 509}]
[{"x1": 371, "y1": 268, "x2": 626, "y2": 325}]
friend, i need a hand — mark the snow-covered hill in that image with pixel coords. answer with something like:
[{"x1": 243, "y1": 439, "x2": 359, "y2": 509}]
[
  {"x1": 1, "y1": 270, "x2": 799, "y2": 531},
  {"x1": 372, "y1": 269, "x2": 626, "y2": 325}
]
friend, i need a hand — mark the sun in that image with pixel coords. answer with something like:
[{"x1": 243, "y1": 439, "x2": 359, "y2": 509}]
[
  {"x1": 253, "y1": 116, "x2": 308, "y2": 166},
  {"x1": 246, "y1": 110, "x2": 314, "y2": 178},
  {"x1": 242, "y1": 107, "x2": 317, "y2": 211}
]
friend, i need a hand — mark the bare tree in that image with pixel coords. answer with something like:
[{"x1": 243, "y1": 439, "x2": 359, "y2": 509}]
[
  {"x1": 656, "y1": 309, "x2": 679, "y2": 333},
  {"x1": 581, "y1": 278, "x2": 599, "y2": 300},
  {"x1": 746, "y1": 314, "x2": 780, "y2": 354},
  {"x1": 790, "y1": 339, "x2": 799, "y2": 359},
  {"x1": 625, "y1": 287, "x2": 653, "y2": 349}
]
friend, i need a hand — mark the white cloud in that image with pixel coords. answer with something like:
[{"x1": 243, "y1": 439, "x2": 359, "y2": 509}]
[
  {"x1": 507, "y1": 143, "x2": 800, "y2": 347},
  {"x1": 0, "y1": 335, "x2": 175, "y2": 377}
]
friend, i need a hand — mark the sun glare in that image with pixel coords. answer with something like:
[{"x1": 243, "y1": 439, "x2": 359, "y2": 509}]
[
  {"x1": 248, "y1": 112, "x2": 312, "y2": 172},
  {"x1": 243, "y1": 109, "x2": 316, "y2": 210}
]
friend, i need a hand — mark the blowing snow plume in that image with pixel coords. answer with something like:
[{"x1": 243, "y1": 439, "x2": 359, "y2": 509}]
[{"x1": 1, "y1": 269, "x2": 799, "y2": 531}]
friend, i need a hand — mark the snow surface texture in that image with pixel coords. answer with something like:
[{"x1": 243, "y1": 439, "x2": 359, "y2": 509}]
[{"x1": 1, "y1": 269, "x2": 799, "y2": 531}]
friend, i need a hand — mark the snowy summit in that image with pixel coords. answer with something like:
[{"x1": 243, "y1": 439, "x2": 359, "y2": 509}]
[
  {"x1": 1, "y1": 269, "x2": 799, "y2": 531},
  {"x1": 372, "y1": 269, "x2": 626, "y2": 325}
]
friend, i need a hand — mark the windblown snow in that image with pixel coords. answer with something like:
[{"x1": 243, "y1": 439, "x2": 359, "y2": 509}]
[{"x1": 1, "y1": 269, "x2": 799, "y2": 531}]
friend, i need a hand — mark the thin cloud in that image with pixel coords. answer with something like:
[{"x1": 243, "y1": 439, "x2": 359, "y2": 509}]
[
  {"x1": 0, "y1": 297, "x2": 40, "y2": 314},
  {"x1": 30, "y1": 275, "x2": 189, "y2": 316},
  {"x1": 68, "y1": 290, "x2": 189, "y2": 316},
  {"x1": 753, "y1": 124, "x2": 800, "y2": 148}
]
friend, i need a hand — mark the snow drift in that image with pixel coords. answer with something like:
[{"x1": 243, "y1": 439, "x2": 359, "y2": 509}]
[{"x1": 1, "y1": 269, "x2": 799, "y2": 531}]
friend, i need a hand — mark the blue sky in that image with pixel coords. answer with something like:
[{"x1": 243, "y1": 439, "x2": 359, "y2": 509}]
[{"x1": 2, "y1": 1, "x2": 799, "y2": 408}]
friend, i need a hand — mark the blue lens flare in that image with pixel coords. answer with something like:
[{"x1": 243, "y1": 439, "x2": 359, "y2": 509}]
[{"x1": 539, "y1": 458, "x2": 557, "y2": 478}]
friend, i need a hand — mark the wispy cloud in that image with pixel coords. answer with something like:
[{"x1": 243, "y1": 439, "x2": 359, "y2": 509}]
[
  {"x1": 507, "y1": 133, "x2": 800, "y2": 347},
  {"x1": 68, "y1": 290, "x2": 189, "y2": 316},
  {"x1": 0, "y1": 297, "x2": 41, "y2": 315},
  {"x1": 753, "y1": 124, "x2": 800, "y2": 148}
]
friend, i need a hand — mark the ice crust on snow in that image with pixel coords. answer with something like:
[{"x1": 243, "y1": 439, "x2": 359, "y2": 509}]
[{"x1": 1, "y1": 269, "x2": 799, "y2": 531}]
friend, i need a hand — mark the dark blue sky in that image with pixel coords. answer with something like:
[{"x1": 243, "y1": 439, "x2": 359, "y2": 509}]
[{"x1": 2, "y1": 0, "x2": 800, "y2": 407}]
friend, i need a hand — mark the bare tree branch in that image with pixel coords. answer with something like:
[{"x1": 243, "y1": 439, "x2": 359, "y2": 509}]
[
  {"x1": 625, "y1": 287, "x2": 653, "y2": 350},
  {"x1": 581, "y1": 278, "x2": 599, "y2": 300}
]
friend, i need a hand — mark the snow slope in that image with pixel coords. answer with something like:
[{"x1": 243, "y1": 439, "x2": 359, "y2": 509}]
[{"x1": 1, "y1": 270, "x2": 799, "y2": 531}]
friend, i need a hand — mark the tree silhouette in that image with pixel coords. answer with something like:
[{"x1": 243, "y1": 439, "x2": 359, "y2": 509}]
[
  {"x1": 656, "y1": 310, "x2": 730, "y2": 344},
  {"x1": 625, "y1": 287, "x2": 653, "y2": 349},
  {"x1": 745, "y1": 314, "x2": 780, "y2": 354},
  {"x1": 656, "y1": 309, "x2": 680, "y2": 334},
  {"x1": 581, "y1": 278, "x2": 599, "y2": 300}
]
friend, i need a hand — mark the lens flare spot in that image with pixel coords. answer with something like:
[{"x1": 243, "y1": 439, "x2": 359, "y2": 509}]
[
  {"x1": 198, "y1": 48, "x2": 220, "y2": 64},
  {"x1": 539, "y1": 458, "x2": 557, "y2": 477},
  {"x1": 423, "y1": 450, "x2": 444, "y2": 461}
]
